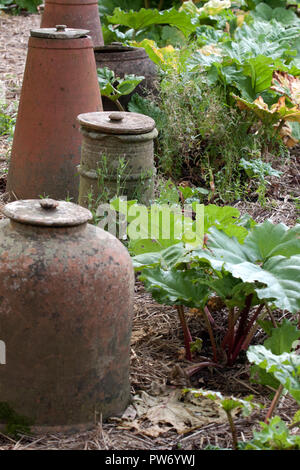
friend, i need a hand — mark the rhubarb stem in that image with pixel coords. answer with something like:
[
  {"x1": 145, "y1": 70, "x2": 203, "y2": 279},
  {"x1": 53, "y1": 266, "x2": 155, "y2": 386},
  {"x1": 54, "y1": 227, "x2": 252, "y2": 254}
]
[
  {"x1": 203, "y1": 306, "x2": 218, "y2": 363},
  {"x1": 265, "y1": 384, "x2": 284, "y2": 423},
  {"x1": 241, "y1": 304, "x2": 265, "y2": 351},
  {"x1": 176, "y1": 305, "x2": 192, "y2": 361}
]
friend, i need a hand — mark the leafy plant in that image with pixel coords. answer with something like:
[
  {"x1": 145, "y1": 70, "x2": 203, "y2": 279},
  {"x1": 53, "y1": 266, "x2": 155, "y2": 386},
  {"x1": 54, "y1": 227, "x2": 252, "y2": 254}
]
[
  {"x1": 0, "y1": 0, "x2": 41, "y2": 12},
  {"x1": 245, "y1": 415, "x2": 300, "y2": 450},
  {"x1": 248, "y1": 345, "x2": 300, "y2": 402},
  {"x1": 0, "y1": 108, "x2": 15, "y2": 139},
  {"x1": 0, "y1": 402, "x2": 32, "y2": 438},
  {"x1": 245, "y1": 336, "x2": 300, "y2": 450},
  {"x1": 106, "y1": 6, "x2": 198, "y2": 40},
  {"x1": 97, "y1": 67, "x2": 145, "y2": 111},
  {"x1": 98, "y1": 0, "x2": 180, "y2": 16},
  {"x1": 128, "y1": 93, "x2": 166, "y2": 132},
  {"x1": 239, "y1": 158, "x2": 282, "y2": 180},
  {"x1": 132, "y1": 218, "x2": 300, "y2": 365},
  {"x1": 239, "y1": 157, "x2": 282, "y2": 204},
  {"x1": 184, "y1": 388, "x2": 260, "y2": 450}
]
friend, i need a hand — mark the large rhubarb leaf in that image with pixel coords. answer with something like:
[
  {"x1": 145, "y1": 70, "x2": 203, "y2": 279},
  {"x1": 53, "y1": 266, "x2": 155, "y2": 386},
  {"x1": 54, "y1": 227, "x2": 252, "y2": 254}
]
[
  {"x1": 132, "y1": 243, "x2": 186, "y2": 270},
  {"x1": 252, "y1": 3, "x2": 300, "y2": 26},
  {"x1": 139, "y1": 267, "x2": 210, "y2": 307},
  {"x1": 191, "y1": 221, "x2": 300, "y2": 313},
  {"x1": 107, "y1": 8, "x2": 198, "y2": 37},
  {"x1": 244, "y1": 220, "x2": 300, "y2": 259},
  {"x1": 203, "y1": 204, "x2": 249, "y2": 243}
]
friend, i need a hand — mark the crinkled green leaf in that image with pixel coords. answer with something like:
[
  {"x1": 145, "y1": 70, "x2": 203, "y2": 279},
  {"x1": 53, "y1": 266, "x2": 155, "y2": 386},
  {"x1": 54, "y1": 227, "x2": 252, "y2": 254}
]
[
  {"x1": 128, "y1": 94, "x2": 165, "y2": 132},
  {"x1": 242, "y1": 56, "x2": 277, "y2": 95},
  {"x1": 185, "y1": 388, "x2": 258, "y2": 417},
  {"x1": 196, "y1": 25, "x2": 230, "y2": 45},
  {"x1": 252, "y1": 255, "x2": 300, "y2": 312},
  {"x1": 107, "y1": 7, "x2": 198, "y2": 37},
  {"x1": 246, "y1": 416, "x2": 300, "y2": 450},
  {"x1": 192, "y1": 221, "x2": 300, "y2": 312},
  {"x1": 117, "y1": 76, "x2": 145, "y2": 95},
  {"x1": 247, "y1": 345, "x2": 300, "y2": 403},
  {"x1": 187, "y1": 50, "x2": 224, "y2": 70},
  {"x1": 292, "y1": 409, "x2": 300, "y2": 426},
  {"x1": 239, "y1": 158, "x2": 282, "y2": 181},
  {"x1": 202, "y1": 204, "x2": 249, "y2": 243},
  {"x1": 264, "y1": 319, "x2": 300, "y2": 355},
  {"x1": 252, "y1": 3, "x2": 300, "y2": 26},
  {"x1": 251, "y1": 320, "x2": 300, "y2": 389},
  {"x1": 132, "y1": 243, "x2": 186, "y2": 270},
  {"x1": 233, "y1": 19, "x2": 300, "y2": 55},
  {"x1": 139, "y1": 267, "x2": 210, "y2": 307},
  {"x1": 243, "y1": 220, "x2": 300, "y2": 260}
]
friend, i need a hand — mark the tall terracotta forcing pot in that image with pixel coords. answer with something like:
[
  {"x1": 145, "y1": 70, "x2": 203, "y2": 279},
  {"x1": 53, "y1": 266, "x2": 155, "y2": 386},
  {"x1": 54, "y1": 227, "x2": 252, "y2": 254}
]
[
  {"x1": 41, "y1": 0, "x2": 104, "y2": 47},
  {"x1": 0, "y1": 198, "x2": 134, "y2": 431},
  {"x1": 6, "y1": 26, "x2": 103, "y2": 202}
]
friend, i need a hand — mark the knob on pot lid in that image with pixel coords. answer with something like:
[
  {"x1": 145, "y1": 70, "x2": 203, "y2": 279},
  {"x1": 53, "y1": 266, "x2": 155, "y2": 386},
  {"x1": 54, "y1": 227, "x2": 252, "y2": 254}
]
[
  {"x1": 30, "y1": 25, "x2": 90, "y2": 39},
  {"x1": 2, "y1": 199, "x2": 93, "y2": 227},
  {"x1": 77, "y1": 112, "x2": 156, "y2": 135}
]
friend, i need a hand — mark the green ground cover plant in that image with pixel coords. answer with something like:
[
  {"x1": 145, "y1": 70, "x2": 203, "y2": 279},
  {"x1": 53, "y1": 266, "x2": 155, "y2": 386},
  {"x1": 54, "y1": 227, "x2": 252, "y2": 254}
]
[
  {"x1": 99, "y1": 0, "x2": 300, "y2": 202},
  {"x1": 0, "y1": 0, "x2": 41, "y2": 13}
]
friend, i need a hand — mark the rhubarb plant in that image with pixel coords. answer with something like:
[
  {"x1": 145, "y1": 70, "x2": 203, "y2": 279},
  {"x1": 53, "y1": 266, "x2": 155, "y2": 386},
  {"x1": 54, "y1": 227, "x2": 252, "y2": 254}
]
[
  {"x1": 133, "y1": 219, "x2": 300, "y2": 365},
  {"x1": 110, "y1": 199, "x2": 253, "y2": 361}
]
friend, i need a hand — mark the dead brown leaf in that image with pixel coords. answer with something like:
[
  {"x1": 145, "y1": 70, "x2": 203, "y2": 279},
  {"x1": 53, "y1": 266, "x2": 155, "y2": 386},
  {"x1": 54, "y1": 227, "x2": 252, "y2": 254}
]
[{"x1": 117, "y1": 388, "x2": 229, "y2": 437}]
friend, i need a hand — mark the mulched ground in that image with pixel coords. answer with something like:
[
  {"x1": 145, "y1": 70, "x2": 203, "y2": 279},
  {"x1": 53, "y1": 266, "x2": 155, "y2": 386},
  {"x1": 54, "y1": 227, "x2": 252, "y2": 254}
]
[{"x1": 0, "y1": 11, "x2": 299, "y2": 450}]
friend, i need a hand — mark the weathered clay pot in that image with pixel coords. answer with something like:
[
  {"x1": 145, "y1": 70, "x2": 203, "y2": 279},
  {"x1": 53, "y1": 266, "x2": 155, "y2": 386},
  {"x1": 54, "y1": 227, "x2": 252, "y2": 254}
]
[
  {"x1": 94, "y1": 43, "x2": 158, "y2": 111},
  {"x1": 6, "y1": 26, "x2": 102, "y2": 202},
  {"x1": 0, "y1": 198, "x2": 134, "y2": 431},
  {"x1": 77, "y1": 111, "x2": 157, "y2": 208},
  {"x1": 41, "y1": 0, "x2": 104, "y2": 47}
]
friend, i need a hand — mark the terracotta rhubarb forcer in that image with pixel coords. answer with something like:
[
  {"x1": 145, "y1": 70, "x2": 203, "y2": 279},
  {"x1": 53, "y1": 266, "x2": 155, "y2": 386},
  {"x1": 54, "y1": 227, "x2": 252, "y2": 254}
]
[
  {"x1": 41, "y1": 0, "x2": 104, "y2": 47},
  {"x1": 6, "y1": 26, "x2": 103, "y2": 202},
  {"x1": 77, "y1": 111, "x2": 157, "y2": 208},
  {"x1": 0, "y1": 199, "x2": 134, "y2": 431}
]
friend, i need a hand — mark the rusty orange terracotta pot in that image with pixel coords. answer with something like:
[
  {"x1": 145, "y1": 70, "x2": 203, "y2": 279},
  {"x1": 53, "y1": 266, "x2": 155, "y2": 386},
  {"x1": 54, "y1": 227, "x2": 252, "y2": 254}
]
[
  {"x1": 41, "y1": 0, "x2": 104, "y2": 47},
  {"x1": 6, "y1": 26, "x2": 103, "y2": 201},
  {"x1": 0, "y1": 198, "x2": 134, "y2": 431}
]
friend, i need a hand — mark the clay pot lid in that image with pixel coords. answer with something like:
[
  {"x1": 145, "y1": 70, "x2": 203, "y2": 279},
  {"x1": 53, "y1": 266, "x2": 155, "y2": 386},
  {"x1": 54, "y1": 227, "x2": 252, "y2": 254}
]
[
  {"x1": 30, "y1": 25, "x2": 90, "y2": 39},
  {"x1": 2, "y1": 199, "x2": 93, "y2": 227},
  {"x1": 77, "y1": 111, "x2": 156, "y2": 135}
]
